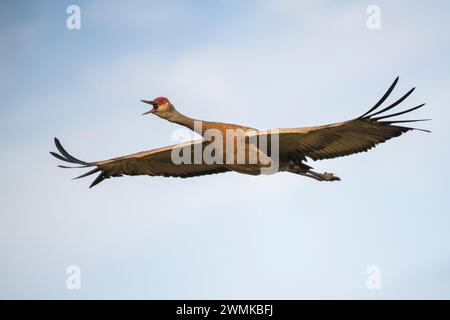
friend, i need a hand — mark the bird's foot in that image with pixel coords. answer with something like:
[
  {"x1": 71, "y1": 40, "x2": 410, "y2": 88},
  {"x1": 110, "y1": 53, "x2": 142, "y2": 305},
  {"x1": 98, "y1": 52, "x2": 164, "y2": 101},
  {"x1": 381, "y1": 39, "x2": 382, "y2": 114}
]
[{"x1": 321, "y1": 172, "x2": 341, "y2": 181}]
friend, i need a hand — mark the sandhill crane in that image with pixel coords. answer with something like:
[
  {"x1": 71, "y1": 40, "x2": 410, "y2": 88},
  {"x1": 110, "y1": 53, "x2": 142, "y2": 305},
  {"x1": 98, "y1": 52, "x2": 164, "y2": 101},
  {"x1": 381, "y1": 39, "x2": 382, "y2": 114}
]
[{"x1": 50, "y1": 77, "x2": 429, "y2": 188}]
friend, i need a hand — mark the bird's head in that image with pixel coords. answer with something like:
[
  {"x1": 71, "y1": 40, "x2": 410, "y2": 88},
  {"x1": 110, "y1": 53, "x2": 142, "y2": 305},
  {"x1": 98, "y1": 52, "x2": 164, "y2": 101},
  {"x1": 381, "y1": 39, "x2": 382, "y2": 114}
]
[{"x1": 141, "y1": 97, "x2": 176, "y2": 119}]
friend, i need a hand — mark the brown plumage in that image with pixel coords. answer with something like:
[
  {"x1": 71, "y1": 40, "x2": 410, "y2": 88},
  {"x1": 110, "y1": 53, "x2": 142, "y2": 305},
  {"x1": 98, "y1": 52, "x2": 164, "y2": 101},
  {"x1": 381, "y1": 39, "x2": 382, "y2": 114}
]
[{"x1": 50, "y1": 77, "x2": 429, "y2": 188}]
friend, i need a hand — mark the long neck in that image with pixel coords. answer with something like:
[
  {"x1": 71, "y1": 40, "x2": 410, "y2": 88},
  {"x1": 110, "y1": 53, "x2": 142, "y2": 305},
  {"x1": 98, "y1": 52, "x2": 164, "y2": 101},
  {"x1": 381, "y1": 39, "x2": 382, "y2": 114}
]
[{"x1": 166, "y1": 110, "x2": 204, "y2": 135}]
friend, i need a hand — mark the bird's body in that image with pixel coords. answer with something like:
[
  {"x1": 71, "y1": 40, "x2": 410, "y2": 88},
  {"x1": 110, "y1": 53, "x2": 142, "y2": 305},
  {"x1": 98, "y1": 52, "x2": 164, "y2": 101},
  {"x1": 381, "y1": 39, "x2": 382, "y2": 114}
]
[{"x1": 51, "y1": 77, "x2": 429, "y2": 188}]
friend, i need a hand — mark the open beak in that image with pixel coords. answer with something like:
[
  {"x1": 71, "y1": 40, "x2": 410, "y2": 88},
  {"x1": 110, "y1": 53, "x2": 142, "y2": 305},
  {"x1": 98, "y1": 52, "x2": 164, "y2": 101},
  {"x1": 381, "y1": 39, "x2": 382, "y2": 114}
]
[{"x1": 141, "y1": 100, "x2": 156, "y2": 115}]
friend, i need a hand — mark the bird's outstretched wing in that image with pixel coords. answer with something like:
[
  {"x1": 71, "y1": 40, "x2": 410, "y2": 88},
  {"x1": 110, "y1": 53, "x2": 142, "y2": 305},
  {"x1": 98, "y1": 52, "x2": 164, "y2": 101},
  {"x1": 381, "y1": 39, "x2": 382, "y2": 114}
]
[
  {"x1": 50, "y1": 138, "x2": 230, "y2": 188},
  {"x1": 261, "y1": 77, "x2": 429, "y2": 161}
]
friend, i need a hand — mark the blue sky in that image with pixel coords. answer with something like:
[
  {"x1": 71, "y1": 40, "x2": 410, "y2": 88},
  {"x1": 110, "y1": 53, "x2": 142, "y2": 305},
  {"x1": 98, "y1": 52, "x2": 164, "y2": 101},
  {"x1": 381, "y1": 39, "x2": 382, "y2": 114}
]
[{"x1": 1, "y1": 0, "x2": 450, "y2": 299}]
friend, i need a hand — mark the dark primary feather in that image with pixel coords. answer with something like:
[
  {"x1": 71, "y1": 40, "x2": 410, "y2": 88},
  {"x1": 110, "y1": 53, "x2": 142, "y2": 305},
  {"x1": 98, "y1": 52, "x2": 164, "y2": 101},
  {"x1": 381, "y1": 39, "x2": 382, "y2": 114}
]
[
  {"x1": 54, "y1": 138, "x2": 89, "y2": 165},
  {"x1": 73, "y1": 168, "x2": 100, "y2": 180},
  {"x1": 49, "y1": 151, "x2": 72, "y2": 163},
  {"x1": 89, "y1": 173, "x2": 106, "y2": 188},
  {"x1": 359, "y1": 76, "x2": 399, "y2": 118},
  {"x1": 371, "y1": 103, "x2": 426, "y2": 121},
  {"x1": 367, "y1": 87, "x2": 415, "y2": 118}
]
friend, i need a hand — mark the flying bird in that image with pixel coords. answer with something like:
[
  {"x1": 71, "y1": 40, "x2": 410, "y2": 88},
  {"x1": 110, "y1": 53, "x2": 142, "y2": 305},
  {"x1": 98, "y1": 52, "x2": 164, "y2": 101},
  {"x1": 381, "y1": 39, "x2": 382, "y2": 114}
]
[{"x1": 50, "y1": 77, "x2": 429, "y2": 188}]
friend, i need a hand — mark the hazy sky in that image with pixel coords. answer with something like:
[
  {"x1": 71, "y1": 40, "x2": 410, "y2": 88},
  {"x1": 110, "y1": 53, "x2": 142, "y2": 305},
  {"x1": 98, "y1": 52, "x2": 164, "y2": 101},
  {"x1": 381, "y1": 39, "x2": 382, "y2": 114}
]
[{"x1": 1, "y1": 0, "x2": 449, "y2": 299}]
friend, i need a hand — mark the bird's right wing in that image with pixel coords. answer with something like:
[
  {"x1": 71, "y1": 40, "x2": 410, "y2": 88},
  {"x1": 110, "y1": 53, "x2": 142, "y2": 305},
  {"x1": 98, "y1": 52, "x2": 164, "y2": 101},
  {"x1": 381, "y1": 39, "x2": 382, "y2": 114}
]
[{"x1": 50, "y1": 138, "x2": 230, "y2": 188}]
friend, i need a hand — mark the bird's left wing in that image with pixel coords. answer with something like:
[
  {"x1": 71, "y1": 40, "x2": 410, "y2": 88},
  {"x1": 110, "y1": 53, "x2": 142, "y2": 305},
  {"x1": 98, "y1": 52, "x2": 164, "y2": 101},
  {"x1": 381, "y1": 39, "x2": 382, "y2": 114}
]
[
  {"x1": 259, "y1": 77, "x2": 429, "y2": 161},
  {"x1": 50, "y1": 138, "x2": 230, "y2": 188}
]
